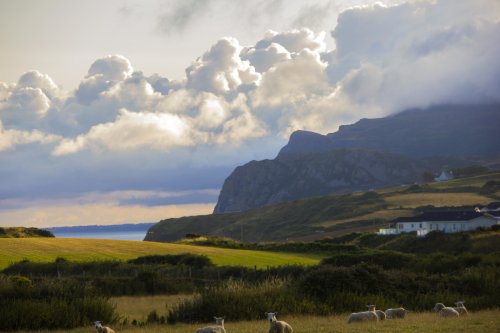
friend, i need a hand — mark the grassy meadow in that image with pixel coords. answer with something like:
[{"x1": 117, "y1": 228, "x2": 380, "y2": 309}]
[
  {"x1": 11, "y1": 310, "x2": 500, "y2": 333},
  {"x1": 0, "y1": 238, "x2": 322, "y2": 270}
]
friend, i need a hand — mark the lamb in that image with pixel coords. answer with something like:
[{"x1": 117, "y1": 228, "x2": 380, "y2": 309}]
[
  {"x1": 433, "y1": 303, "x2": 460, "y2": 317},
  {"x1": 385, "y1": 307, "x2": 408, "y2": 319},
  {"x1": 94, "y1": 321, "x2": 115, "y2": 333},
  {"x1": 347, "y1": 305, "x2": 379, "y2": 323},
  {"x1": 265, "y1": 312, "x2": 293, "y2": 333},
  {"x1": 453, "y1": 301, "x2": 468, "y2": 316},
  {"x1": 375, "y1": 310, "x2": 386, "y2": 321},
  {"x1": 195, "y1": 317, "x2": 226, "y2": 333}
]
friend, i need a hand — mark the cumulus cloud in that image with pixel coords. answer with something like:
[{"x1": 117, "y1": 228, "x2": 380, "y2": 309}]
[
  {"x1": 326, "y1": 0, "x2": 500, "y2": 114},
  {"x1": 186, "y1": 37, "x2": 261, "y2": 94},
  {"x1": 53, "y1": 109, "x2": 194, "y2": 155},
  {"x1": 255, "y1": 28, "x2": 326, "y2": 53},
  {"x1": 87, "y1": 55, "x2": 133, "y2": 81},
  {"x1": 241, "y1": 42, "x2": 291, "y2": 73},
  {"x1": 0, "y1": 120, "x2": 60, "y2": 151},
  {"x1": 17, "y1": 70, "x2": 60, "y2": 99},
  {"x1": 251, "y1": 48, "x2": 329, "y2": 108},
  {"x1": 75, "y1": 55, "x2": 133, "y2": 105}
]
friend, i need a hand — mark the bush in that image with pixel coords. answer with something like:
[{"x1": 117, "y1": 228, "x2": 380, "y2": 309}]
[
  {"x1": 0, "y1": 276, "x2": 117, "y2": 330},
  {"x1": 128, "y1": 254, "x2": 213, "y2": 268},
  {"x1": 167, "y1": 279, "x2": 330, "y2": 323}
]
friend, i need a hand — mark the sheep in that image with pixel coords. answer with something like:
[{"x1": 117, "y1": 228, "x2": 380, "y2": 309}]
[
  {"x1": 94, "y1": 321, "x2": 115, "y2": 333},
  {"x1": 433, "y1": 303, "x2": 460, "y2": 317},
  {"x1": 347, "y1": 305, "x2": 379, "y2": 324},
  {"x1": 385, "y1": 307, "x2": 409, "y2": 319},
  {"x1": 453, "y1": 301, "x2": 468, "y2": 316},
  {"x1": 195, "y1": 317, "x2": 226, "y2": 333},
  {"x1": 265, "y1": 312, "x2": 293, "y2": 333},
  {"x1": 375, "y1": 310, "x2": 386, "y2": 320}
]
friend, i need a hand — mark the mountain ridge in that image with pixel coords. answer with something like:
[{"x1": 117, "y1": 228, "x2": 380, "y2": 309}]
[
  {"x1": 279, "y1": 104, "x2": 500, "y2": 157},
  {"x1": 215, "y1": 103, "x2": 500, "y2": 213}
]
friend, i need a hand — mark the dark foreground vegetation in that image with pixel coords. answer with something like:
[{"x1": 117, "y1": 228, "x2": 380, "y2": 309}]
[
  {"x1": 0, "y1": 227, "x2": 54, "y2": 238},
  {"x1": 2, "y1": 230, "x2": 500, "y2": 330}
]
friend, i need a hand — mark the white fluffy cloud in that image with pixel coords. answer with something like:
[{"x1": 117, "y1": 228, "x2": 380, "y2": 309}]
[
  {"x1": 0, "y1": 120, "x2": 60, "y2": 151},
  {"x1": 53, "y1": 109, "x2": 194, "y2": 155},
  {"x1": 186, "y1": 37, "x2": 261, "y2": 94}
]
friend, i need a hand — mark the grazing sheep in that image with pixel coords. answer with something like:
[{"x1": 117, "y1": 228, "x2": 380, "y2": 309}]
[
  {"x1": 265, "y1": 312, "x2": 293, "y2": 333},
  {"x1": 347, "y1": 305, "x2": 379, "y2": 324},
  {"x1": 385, "y1": 307, "x2": 408, "y2": 319},
  {"x1": 375, "y1": 310, "x2": 386, "y2": 321},
  {"x1": 433, "y1": 303, "x2": 460, "y2": 317},
  {"x1": 453, "y1": 301, "x2": 468, "y2": 316},
  {"x1": 195, "y1": 317, "x2": 226, "y2": 333},
  {"x1": 94, "y1": 321, "x2": 115, "y2": 333}
]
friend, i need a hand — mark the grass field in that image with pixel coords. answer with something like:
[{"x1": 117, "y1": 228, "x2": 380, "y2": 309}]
[
  {"x1": 384, "y1": 192, "x2": 493, "y2": 209},
  {"x1": 427, "y1": 172, "x2": 500, "y2": 190},
  {"x1": 11, "y1": 310, "x2": 500, "y2": 333},
  {"x1": 0, "y1": 238, "x2": 321, "y2": 270},
  {"x1": 112, "y1": 294, "x2": 196, "y2": 323}
]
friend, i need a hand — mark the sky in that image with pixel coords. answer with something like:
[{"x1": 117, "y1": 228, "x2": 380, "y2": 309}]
[{"x1": 1, "y1": 0, "x2": 500, "y2": 227}]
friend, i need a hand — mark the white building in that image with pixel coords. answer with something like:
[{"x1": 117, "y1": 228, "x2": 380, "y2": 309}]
[
  {"x1": 378, "y1": 211, "x2": 500, "y2": 237},
  {"x1": 434, "y1": 170, "x2": 454, "y2": 182}
]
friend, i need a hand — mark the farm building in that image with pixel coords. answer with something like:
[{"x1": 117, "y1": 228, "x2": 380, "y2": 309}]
[{"x1": 378, "y1": 211, "x2": 500, "y2": 236}]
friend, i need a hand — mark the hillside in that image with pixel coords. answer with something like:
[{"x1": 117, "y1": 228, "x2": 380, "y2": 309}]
[
  {"x1": 0, "y1": 227, "x2": 54, "y2": 238},
  {"x1": 146, "y1": 172, "x2": 500, "y2": 243},
  {"x1": 214, "y1": 148, "x2": 470, "y2": 213},
  {"x1": 216, "y1": 104, "x2": 500, "y2": 213}
]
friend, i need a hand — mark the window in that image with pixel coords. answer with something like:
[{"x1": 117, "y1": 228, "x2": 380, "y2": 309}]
[
  {"x1": 430, "y1": 224, "x2": 433, "y2": 230},
  {"x1": 419, "y1": 223, "x2": 422, "y2": 228},
  {"x1": 411, "y1": 224, "x2": 414, "y2": 228},
  {"x1": 399, "y1": 224, "x2": 403, "y2": 229}
]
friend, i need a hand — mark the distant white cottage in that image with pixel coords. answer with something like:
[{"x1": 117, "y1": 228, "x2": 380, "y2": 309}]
[
  {"x1": 378, "y1": 211, "x2": 500, "y2": 237},
  {"x1": 434, "y1": 170, "x2": 454, "y2": 182}
]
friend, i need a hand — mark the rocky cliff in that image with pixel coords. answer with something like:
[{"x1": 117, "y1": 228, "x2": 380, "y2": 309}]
[
  {"x1": 214, "y1": 104, "x2": 500, "y2": 213},
  {"x1": 214, "y1": 149, "x2": 464, "y2": 213}
]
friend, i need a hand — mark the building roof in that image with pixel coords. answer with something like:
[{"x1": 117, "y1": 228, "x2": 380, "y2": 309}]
[{"x1": 393, "y1": 211, "x2": 497, "y2": 223}]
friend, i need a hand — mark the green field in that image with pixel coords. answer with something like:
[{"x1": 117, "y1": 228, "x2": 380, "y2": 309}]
[
  {"x1": 11, "y1": 310, "x2": 500, "y2": 333},
  {"x1": 0, "y1": 238, "x2": 321, "y2": 270}
]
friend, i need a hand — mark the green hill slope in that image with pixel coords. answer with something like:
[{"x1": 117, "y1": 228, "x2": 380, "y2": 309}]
[{"x1": 146, "y1": 172, "x2": 500, "y2": 242}]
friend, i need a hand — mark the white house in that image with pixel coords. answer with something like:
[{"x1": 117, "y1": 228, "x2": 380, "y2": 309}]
[
  {"x1": 378, "y1": 211, "x2": 500, "y2": 237},
  {"x1": 434, "y1": 170, "x2": 454, "y2": 182}
]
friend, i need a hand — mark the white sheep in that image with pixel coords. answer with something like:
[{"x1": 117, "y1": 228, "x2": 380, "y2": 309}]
[
  {"x1": 265, "y1": 312, "x2": 293, "y2": 333},
  {"x1": 433, "y1": 303, "x2": 460, "y2": 317},
  {"x1": 94, "y1": 321, "x2": 115, "y2": 333},
  {"x1": 375, "y1": 310, "x2": 386, "y2": 320},
  {"x1": 195, "y1": 317, "x2": 226, "y2": 333},
  {"x1": 347, "y1": 305, "x2": 379, "y2": 323},
  {"x1": 385, "y1": 307, "x2": 408, "y2": 319},
  {"x1": 453, "y1": 301, "x2": 468, "y2": 316}
]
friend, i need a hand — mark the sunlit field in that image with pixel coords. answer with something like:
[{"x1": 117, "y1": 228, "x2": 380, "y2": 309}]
[
  {"x1": 12, "y1": 310, "x2": 500, "y2": 333},
  {"x1": 385, "y1": 192, "x2": 492, "y2": 209},
  {"x1": 0, "y1": 238, "x2": 321, "y2": 270}
]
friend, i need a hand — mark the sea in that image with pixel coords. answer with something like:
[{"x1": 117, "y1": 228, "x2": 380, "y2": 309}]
[
  {"x1": 45, "y1": 223, "x2": 155, "y2": 241},
  {"x1": 50, "y1": 230, "x2": 148, "y2": 241}
]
